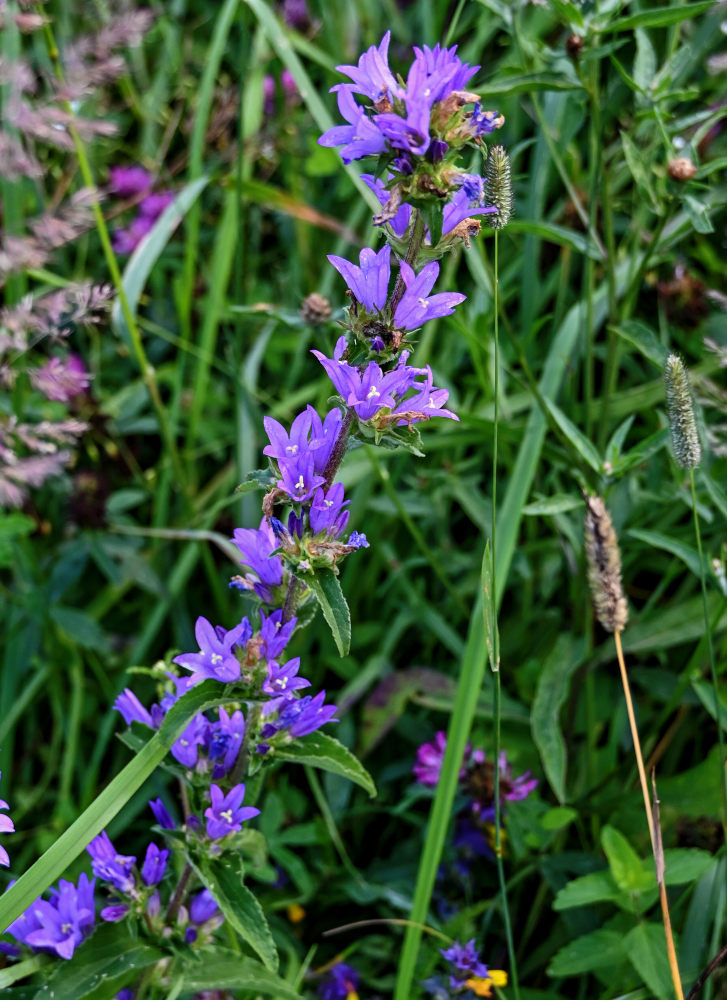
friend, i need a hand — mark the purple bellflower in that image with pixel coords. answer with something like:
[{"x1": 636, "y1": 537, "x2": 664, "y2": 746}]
[
  {"x1": 327, "y1": 244, "x2": 392, "y2": 313},
  {"x1": 205, "y1": 783, "x2": 260, "y2": 839},
  {"x1": 261, "y1": 690, "x2": 338, "y2": 742},
  {"x1": 318, "y1": 960, "x2": 361, "y2": 1000},
  {"x1": 173, "y1": 615, "x2": 252, "y2": 684},
  {"x1": 262, "y1": 657, "x2": 310, "y2": 697},
  {"x1": 318, "y1": 87, "x2": 388, "y2": 164},
  {"x1": 12, "y1": 874, "x2": 96, "y2": 960},
  {"x1": 440, "y1": 938, "x2": 489, "y2": 986},
  {"x1": 86, "y1": 831, "x2": 136, "y2": 893},
  {"x1": 140, "y1": 843, "x2": 168, "y2": 886},
  {"x1": 331, "y1": 31, "x2": 399, "y2": 104},
  {"x1": 207, "y1": 706, "x2": 246, "y2": 776},
  {"x1": 393, "y1": 260, "x2": 466, "y2": 329},
  {"x1": 149, "y1": 798, "x2": 175, "y2": 830},
  {"x1": 231, "y1": 516, "x2": 284, "y2": 602}
]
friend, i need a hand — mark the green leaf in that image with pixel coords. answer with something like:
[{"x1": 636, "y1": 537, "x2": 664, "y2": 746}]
[
  {"x1": 274, "y1": 730, "x2": 376, "y2": 797},
  {"x1": 531, "y1": 636, "x2": 583, "y2": 803},
  {"x1": 507, "y1": 219, "x2": 603, "y2": 259},
  {"x1": 621, "y1": 132, "x2": 660, "y2": 212},
  {"x1": 195, "y1": 858, "x2": 278, "y2": 972},
  {"x1": 540, "y1": 806, "x2": 578, "y2": 831},
  {"x1": 49, "y1": 606, "x2": 109, "y2": 653},
  {"x1": 611, "y1": 320, "x2": 668, "y2": 367},
  {"x1": 604, "y1": 2, "x2": 715, "y2": 31},
  {"x1": 628, "y1": 528, "x2": 703, "y2": 578},
  {"x1": 111, "y1": 177, "x2": 210, "y2": 346},
  {"x1": 602, "y1": 825, "x2": 654, "y2": 893},
  {"x1": 360, "y1": 668, "x2": 453, "y2": 756},
  {"x1": 307, "y1": 568, "x2": 351, "y2": 657},
  {"x1": 683, "y1": 193, "x2": 714, "y2": 234},
  {"x1": 541, "y1": 397, "x2": 602, "y2": 473},
  {"x1": 0, "y1": 512, "x2": 34, "y2": 538},
  {"x1": 0, "y1": 680, "x2": 225, "y2": 932},
  {"x1": 624, "y1": 923, "x2": 674, "y2": 1000},
  {"x1": 32, "y1": 925, "x2": 163, "y2": 1000},
  {"x1": 691, "y1": 680, "x2": 727, "y2": 734},
  {"x1": 552, "y1": 870, "x2": 622, "y2": 910},
  {"x1": 662, "y1": 848, "x2": 717, "y2": 886},
  {"x1": 236, "y1": 468, "x2": 274, "y2": 494},
  {"x1": 181, "y1": 949, "x2": 303, "y2": 998},
  {"x1": 481, "y1": 541, "x2": 499, "y2": 672},
  {"x1": 548, "y1": 929, "x2": 625, "y2": 976},
  {"x1": 522, "y1": 493, "x2": 582, "y2": 515},
  {"x1": 479, "y1": 71, "x2": 582, "y2": 95},
  {"x1": 633, "y1": 28, "x2": 656, "y2": 94}
]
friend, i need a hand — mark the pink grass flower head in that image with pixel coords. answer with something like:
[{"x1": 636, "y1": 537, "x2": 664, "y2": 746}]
[{"x1": 31, "y1": 354, "x2": 90, "y2": 402}]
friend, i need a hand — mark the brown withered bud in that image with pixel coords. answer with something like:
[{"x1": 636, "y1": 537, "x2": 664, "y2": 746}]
[
  {"x1": 584, "y1": 494, "x2": 629, "y2": 633},
  {"x1": 566, "y1": 34, "x2": 584, "y2": 59},
  {"x1": 668, "y1": 156, "x2": 698, "y2": 181},
  {"x1": 445, "y1": 217, "x2": 482, "y2": 248},
  {"x1": 373, "y1": 183, "x2": 403, "y2": 227},
  {"x1": 373, "y1": 95, "x2": 393, "y2": 114},
  {"x1": 262, "y1": 487, "x2": 286, "y2": 519},
  {"x1": 300, "y1": 292, "x2": 332, "y2": 325}
]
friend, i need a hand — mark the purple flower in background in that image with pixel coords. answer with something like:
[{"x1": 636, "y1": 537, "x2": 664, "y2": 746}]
[
  {"x1": 0, "y1": 772, "x2": 14, "y2": 868},
  {"x1": 86, "y1": 831, "x2": 136, "y2": 893},
  {"x1": 467, "y1": 749, "x2": 538, "y2": 821},
  {"x1": 331, "y1": 30, "x2": 399, "y2": 103},
  {"x1": 414, "y1": 731, "x2": 449, "y2": 786},
  {"x1": 139, "y1": 191, "x2": 174, "y2": 218},
  {"x1": 318, "y1": 961, "x2": 360, "y2": 1000},
  {"x1": 173, "y1": 615, "x2": 252, "y2": 684},
  {"x1": 112, "y1": 213, "x2": 156, "y2": 254},
  {"x1": 346, "y1": 530, "x2": 369, "y2": 549},
  {"x1": 113, "y1": 689, "x2": 155, "y2": 728},
  {"x1": 141, "y1": 843, "x2": 168, "y2": 886},
  {"x1": 205, "y1": 783, "x2": 260, "y2": 839},
  {"x1": 31, "y1": 354, "x2": 90, "y2": 402},
  {"x1": 318, "y1": 87, "x2": 388, "y2": 164},
  {"x1": 440, "y1": 938, "x2": 489, "y2": 986},
  {"x1": 108, "y1": 165, "x2": 153, "y2": 197},
  {"x1": 149, "y1": 798, "x2": 175, "y2": 830},
  {"x1": 231, "y1": 517, "x2": 284, "y2": 602},
  {"x1": 17, "y1": 874, "x2": 95, "y2": 960},
  {"x1": 392, "y1": 261, "x2": 466, "y2": 330},
  {"x1": 328, "y1": 244, "x2": 391, "y2": 312}
]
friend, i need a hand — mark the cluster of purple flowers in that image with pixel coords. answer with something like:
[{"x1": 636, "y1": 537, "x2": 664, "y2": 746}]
[
  {"x1": 319, "y1": 33, "x2": 502, "y2": 243},
  {"x1": 423, "y1": 939, "x2": 507, "y2": 998},
  {"x1": 108, "y1": 165, "x2": 175, "y2": 255},
  {"x1": 414, "y1": 732, "x2": 537, "y2": 821},
  {"x1": 317, "y1": 960, "x2": 361, "y2": 1000},
  {"x1": 5, "y1": 873, "x2": 95, "y2": 960},
  {"x1": 319, "y1": 33, "x2": 502, "y2": 166}
]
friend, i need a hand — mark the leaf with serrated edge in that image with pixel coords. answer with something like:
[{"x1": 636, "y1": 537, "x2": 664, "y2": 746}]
[
  {"x1": 274, "y1": 731, "x2": 376, "y2": 797},
  {"x1": 307, "y1": 569, "x2": 351, "y2": 656}
]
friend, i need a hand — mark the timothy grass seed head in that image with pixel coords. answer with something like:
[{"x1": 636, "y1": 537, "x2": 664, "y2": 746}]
[
  {"x1": 665, "y1": 353, "x2": 702, "y2": 469},
  {"x1": 484, "y1": 145, "x2": 512, "y2": 230}
]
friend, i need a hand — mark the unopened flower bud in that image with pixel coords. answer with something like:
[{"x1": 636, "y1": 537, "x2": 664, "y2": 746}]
[
  {"x1": 668, "y1": 157, "x2": 697, "y2": 181},
  {"x1": 566, "y1": 34, "x2": 584, "y2": 59},
  {"x1": 665, "y1": 353, "x2": 701, "y2": 468},
  {"x1": 300, "y1": 292, "x2": 332, "y2": 325}
]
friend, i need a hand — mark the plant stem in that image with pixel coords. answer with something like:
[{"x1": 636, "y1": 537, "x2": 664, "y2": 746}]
[
  {"x1": 165, "y1": 862, "x2": 193, "y2": 923},
  {"x1": 690, "y1": 469, "x2": 727, "y2": 832},
  {"x1": 389, "y1": 210, "x2": 427, "y2": 315},
  {"x1": 614, "y1": 629, "x2": 684, "y2": 1000}
]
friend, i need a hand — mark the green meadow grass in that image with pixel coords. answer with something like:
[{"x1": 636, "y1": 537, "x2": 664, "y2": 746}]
[{"x1": 1, "y1": 1, "x2": 726, "y2": 997}]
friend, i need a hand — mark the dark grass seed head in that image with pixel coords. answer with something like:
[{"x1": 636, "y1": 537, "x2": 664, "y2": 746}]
[{"x1": 584, "y1": 494, "x2": 628, "y2": 634}]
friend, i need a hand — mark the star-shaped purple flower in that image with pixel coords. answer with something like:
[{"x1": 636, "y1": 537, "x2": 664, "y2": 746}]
[
  {"x1": 330, "y1": 30, "x2": 399, "y2": 103},
  {"x1": 205, "y1": 783, "x2": 260, "y2": 839},
  {"x1": 173, "y1": 615, "x2": 252, "y2": 684},
  {"x1": 393, "y1": 261, "x2": 466, "y2": 330},
  {"x1": 318, "y1": 87, "x2": 388, "y2": 164},
  {"x1": 86, "y1": 831, "x2": 136, "y2": 893},
  {"x1": 327, "y1": 244, "x2": 392, "y2": 313}
]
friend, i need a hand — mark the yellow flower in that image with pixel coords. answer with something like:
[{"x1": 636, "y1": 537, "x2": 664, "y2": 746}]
[
  {"x1": 465, "y1": 970, "x2": 508, "y2": 996},
  {"x1": 286, "y1": 903, "x2": 306, "y2": 924}
]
